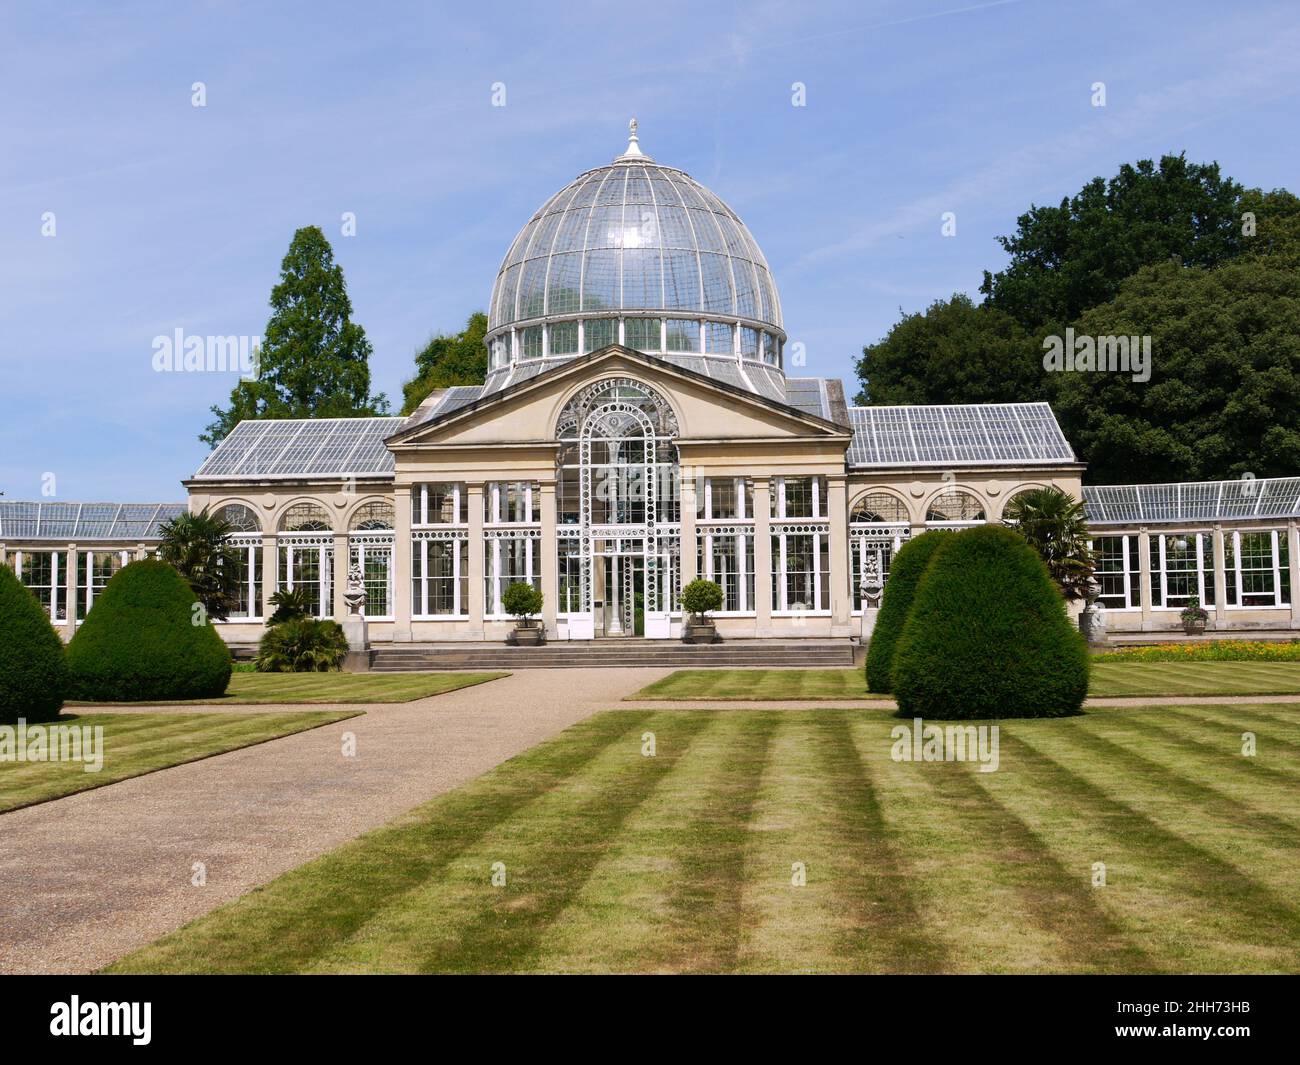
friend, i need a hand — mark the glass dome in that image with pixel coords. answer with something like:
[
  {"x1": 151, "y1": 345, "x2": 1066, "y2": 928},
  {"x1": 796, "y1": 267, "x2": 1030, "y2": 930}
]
[{"x1": 484, "y1": 122, "x2": 786, "y2": 396}]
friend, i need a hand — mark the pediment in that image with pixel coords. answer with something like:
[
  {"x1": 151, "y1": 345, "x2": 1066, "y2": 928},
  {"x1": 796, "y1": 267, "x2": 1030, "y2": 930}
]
[{"x1": 387, "y1": 347, "x2": 849, "y2": 452}]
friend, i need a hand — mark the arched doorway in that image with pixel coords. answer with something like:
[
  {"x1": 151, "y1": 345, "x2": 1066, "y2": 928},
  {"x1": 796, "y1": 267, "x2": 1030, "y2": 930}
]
[{"x1": 557, "y1": 377, "x2": 680, "y2": 638}]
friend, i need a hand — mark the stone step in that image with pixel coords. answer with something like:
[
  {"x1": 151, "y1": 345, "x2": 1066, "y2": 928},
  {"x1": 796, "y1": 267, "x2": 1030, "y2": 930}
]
[{"x1": 368, "y1": 640, "x2": 855, "y2": 670}]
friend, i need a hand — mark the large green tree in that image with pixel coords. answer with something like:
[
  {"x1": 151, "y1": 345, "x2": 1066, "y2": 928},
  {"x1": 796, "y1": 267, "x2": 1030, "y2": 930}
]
[
  {"x1": 980, "y1": 154, "x2": 1247, "y2": 331},
  {"x1": 854, "y1": 295, "x2": 1045, "y2": 406},
  {"x1": 202, "y1": 226, "x2": 388, "y2": 446},
  {"x1": 1053, "y1": 256, "x2": 1300, "y2": 483},
  {"x1": 400, "y1": 311, "x2": 488, "y2": 414}
]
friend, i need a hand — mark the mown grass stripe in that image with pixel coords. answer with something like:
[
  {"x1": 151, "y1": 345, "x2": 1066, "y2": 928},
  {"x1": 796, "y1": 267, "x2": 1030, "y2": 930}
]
[
  {"x1": 107, "y1": 711, "x2": 661, "y2": 974},
  {"x1": 731, "y1": 713, "x2": 945, "y2": 973},
  {"x1": 1001, "y1": 730, "x2": 1300, "y2": 972},
  {"x1": 1164, "y1": 703, "x2": 1300, "y2": 744},
  {"x1": 1063, "y1": 717, "x2": 1300, "y2": 839},
  {"x1": 817, "y1": 714, "x2": 951, "y2": 972},
  {"x1": 518, "y1": 710, "x2": 776, "y2": 973},
  {"x1": 396, "y1": 710, "x2": 716, "y2": 974},
  {"x1": 1105, "y1": 711, "x2": 1300, "y2": 784},
  {"x1": 908, "y1": 733, "x2": 1156, "y2": 973}
]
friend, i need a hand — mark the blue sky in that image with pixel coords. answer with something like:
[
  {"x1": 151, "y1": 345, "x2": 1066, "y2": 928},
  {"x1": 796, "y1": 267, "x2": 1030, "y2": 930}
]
[{"x1": 2, "y1": 0, "x2": 1297, "y2": 501}]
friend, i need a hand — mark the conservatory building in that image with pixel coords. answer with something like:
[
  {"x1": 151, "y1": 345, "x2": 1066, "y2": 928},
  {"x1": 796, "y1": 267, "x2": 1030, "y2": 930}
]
[{"x1": 1, "y1": 127, "x2": 1297, "y2": 646}]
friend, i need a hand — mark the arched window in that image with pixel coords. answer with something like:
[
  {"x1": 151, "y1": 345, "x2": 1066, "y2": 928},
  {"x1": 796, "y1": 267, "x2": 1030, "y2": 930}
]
[
  {"x1": 218, "y1": 504, "x2": 262, "y2": 619},
  {"x1": 926, "y1": 489, "x2": 985, "y2": 524},
  {"x1": 279, "y1": 502, "x2": 331, "y2": 532},
  {"x1": 219, "y1": 503, "x2": 260, "y2": 532},
  {"x1": 277, "y1": 502, "x2": 333, "y2": 618},
  {"x1": 849, "y1": 493, "x2": 911, "y2": 612},
  {"x1": 350, "y1": 501, "x2": 395, "y2": 531},
  {"x1": 850, "y1": 492, "x2": 909, "y2": 524}
]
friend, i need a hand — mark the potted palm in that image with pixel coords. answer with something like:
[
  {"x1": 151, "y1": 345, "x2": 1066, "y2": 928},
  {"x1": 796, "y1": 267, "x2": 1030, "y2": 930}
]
[
  {"x1": 502, "y1": 582, "x2": 545, "y2": 645},
  {"x1": 680, "y1": 579, "x2": 724, "y2": 644},
  {"x1": 1180, "y1": 595, "x2": 1209, "y2": 635}
]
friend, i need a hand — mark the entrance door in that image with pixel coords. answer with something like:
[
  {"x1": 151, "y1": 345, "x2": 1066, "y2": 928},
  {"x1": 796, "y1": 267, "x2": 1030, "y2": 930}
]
[{"x1": 597, "y1": 552, "x2": 644, "y2": 637}]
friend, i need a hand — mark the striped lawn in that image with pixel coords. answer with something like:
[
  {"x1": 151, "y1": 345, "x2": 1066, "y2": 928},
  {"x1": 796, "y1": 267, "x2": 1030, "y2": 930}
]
[
  {"x1": 629, "y1": 662, "x2": 1300, "y2": 700},
  {"x1": 0, "y1": 711, "x2": 359, "y2": 812},
  {"x1": 70, "y1": 671, "x2": 508, "y2": 706},
  {"x1": 109, "y1": 703, "x2": 1300, "y2": 974}
]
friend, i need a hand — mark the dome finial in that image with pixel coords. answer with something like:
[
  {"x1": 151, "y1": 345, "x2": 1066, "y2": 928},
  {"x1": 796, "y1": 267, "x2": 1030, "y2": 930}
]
[{"x1": 616, "y1": 116, "x2": 650, "y2": 161}]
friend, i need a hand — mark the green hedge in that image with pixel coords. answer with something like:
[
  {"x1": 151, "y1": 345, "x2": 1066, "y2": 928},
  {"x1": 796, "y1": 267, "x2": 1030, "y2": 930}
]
[
  {"x1": 0, "y1": 564, "x2": 68, "y2": 723},
  {"x1": 865, "y1": 531, "x2": 954, "y2": 693},
  {"x1": 66, "y1": 560, "x2": 232, "y2": 702},
  {"x1": 893, "y1": 525, "x2": 1090, "y2": 719}
]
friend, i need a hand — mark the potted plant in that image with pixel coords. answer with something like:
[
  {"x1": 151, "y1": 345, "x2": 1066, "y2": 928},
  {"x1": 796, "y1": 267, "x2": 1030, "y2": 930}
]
[
  {"x1": 1180, "y1": 595, "x2": 1209, "y2": 635},
  {"x1": 680, "y1": 579, "x2": 724, "y2": 644},
  {"x1": 502, "y1": 581, "x2": 545, "y2": 645}
]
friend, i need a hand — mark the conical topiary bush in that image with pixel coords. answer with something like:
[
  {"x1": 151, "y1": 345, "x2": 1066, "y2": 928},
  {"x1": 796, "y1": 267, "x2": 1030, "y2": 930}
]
[
  {"x1": 0, "y1": 563, "x2": 68, "y2": 724},
  {"x1": 892, "y1": 524, "x2": 1090, "y2": 719},
  {"x1": 865, "y1": 531, "x2": 954, "y2": 693},
  {"x1": 66, "y1": 559, "x2": 232, "y2": 702}
]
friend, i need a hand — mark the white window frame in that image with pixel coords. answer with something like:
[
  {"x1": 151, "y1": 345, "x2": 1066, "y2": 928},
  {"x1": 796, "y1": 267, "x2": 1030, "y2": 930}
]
[
  {"x1": 1226, "y1": 529, "x2": 1290, "y2": 609},
  {"x1": 411, "y1": 530, "x2": 468, "y2": 618}
]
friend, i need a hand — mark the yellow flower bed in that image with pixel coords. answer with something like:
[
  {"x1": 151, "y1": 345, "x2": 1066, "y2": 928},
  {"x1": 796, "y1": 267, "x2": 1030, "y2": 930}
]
[{"x1": 1100, "y1": 640, "x2": 1300, "y2": 662}]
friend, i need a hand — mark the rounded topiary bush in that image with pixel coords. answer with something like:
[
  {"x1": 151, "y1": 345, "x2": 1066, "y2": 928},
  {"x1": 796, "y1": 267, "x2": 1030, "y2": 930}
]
[
  {"x1": 892, "y1": 524, "x2": 1090, "y2": 719},
  {"x1": 865, "y1": 531, "x2": 954, "y2": 693},
  {"x1": 66, "y1": 559, "x2": 232, "y2": 702},
  {"x1": 0, "y1": 563, "x2": 68, "y2": 724}
]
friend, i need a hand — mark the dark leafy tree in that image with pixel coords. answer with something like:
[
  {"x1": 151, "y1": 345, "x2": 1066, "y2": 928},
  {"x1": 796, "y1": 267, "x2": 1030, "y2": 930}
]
[
  {"x1": 980, "y1": 154, "x2": 1247, "y2": 331},
  {"x1": 400, "y1": 312, "x2": 489, "y2": 414},
  {"x1": 203, "y1": 226, "x2": 388, "y2": 446},
  {"x1": 854, "y1": 295, "x2": 1045, "y2": 406},
  {"x1": 1053, "y1": 257, "x2": 1300, "y2": 483},
  {"x1": 157, "y1": 508, "x2": 241, "y2": 622}
]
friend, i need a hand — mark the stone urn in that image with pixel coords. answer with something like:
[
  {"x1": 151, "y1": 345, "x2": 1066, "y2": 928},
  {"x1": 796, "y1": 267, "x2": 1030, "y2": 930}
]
[
  {"x1": 513, "y1": 620, "x2": 544, "y2": 646},
  {"x1": 682, "y1": 617, "x2": 718, "y2": 644}
]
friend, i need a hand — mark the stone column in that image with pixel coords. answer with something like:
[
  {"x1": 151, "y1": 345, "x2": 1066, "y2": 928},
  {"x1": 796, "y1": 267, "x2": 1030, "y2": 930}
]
[
  {"x1": 539, "y1": 482, "x2": 558, "y2": 635},
  {"x1": 1212, "y1": 525, "x2": 1228, "y2": 626},
  {"x1": 392, "y1": 485, "x2": 413, "y2": 642},
  {"x1": 332, "y1": 530, "x2": 349, "y2": 620},
  {"x1": 679, "y1": 475, "x2": 698, "y2": 587},
  {"x1": 827, "y1": 475, "x2": 851, "y2": 636},
  {"x1": 1137, "y1": 527, "x2": 1153, "y2": 630},
  {"x1": 466, "y1": 483, "x2": 485, "y2": 639},
  {"x1": 64, "y1": 543, "x2": 78, "y2": 639},
  {"x1": 260, "y1": 533, "x2": 277, "y2": 622},
  {"x1": 753, "y1": 478, "x2": 773, "y2": 637},
  {"x1": 1289, "y1": 521, "x2": 1299, "y2": 627}
]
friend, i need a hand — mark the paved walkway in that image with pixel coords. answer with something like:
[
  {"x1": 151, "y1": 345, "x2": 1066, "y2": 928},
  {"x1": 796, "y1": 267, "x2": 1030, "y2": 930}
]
[{"x1": 0, "y1": 668, "x2": 669, "y2": 975}]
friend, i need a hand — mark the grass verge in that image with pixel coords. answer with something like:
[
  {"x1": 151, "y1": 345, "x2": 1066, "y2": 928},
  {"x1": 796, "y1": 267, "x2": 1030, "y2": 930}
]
[
  {"x1": 69, "y1": 671, "x2": 509, "y2": 706},
  {"x1": 0, "y1": 710, "x2": 359, "y2": 813}
]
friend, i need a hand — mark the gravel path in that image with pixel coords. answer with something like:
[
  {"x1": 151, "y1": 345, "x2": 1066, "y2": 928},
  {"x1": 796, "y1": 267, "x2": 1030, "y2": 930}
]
[{"x1": 0, "y1": 668, "x2": 669, "y2": 974}]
